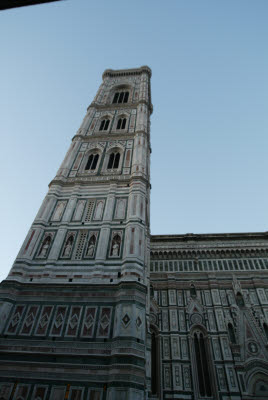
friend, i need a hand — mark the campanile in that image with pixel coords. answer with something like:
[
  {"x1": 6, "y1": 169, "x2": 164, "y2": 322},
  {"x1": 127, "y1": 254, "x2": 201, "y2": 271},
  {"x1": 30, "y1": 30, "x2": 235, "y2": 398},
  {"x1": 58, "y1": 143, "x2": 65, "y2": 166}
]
[{"x1": 0, "y1": 67, "x2": 153, "y2": 400}]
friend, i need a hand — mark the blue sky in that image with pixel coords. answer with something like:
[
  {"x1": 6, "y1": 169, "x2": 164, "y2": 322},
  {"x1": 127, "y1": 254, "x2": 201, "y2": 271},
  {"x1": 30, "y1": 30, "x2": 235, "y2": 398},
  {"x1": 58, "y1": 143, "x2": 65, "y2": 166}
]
[{"x1": 1, "y1": 0, "x2": 268, "y2": 280}]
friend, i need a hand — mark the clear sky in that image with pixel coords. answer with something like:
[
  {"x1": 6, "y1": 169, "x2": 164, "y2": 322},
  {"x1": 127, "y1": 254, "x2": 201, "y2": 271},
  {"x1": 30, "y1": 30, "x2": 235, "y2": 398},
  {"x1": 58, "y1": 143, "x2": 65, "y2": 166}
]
[{"x1": 1, "y1": 0, "x2": 268, "y2": 281}]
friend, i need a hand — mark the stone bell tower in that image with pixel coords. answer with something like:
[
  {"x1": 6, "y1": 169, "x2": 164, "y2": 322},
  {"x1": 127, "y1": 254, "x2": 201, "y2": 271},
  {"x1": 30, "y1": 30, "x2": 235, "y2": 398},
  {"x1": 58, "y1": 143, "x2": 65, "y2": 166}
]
[{"x1": 0, "y1": 67, "x2": 153, "y2": 400}]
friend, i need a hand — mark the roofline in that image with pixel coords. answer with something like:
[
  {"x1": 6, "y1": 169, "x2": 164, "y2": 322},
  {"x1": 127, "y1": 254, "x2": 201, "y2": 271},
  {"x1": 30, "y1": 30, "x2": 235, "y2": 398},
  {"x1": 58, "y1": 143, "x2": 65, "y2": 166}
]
[
  {"x1": 102, "y1": 66, "x2": 152, "y2": 79},
  {"x1": 151, "y1": 232, "x2": 268, "y2": 242}
]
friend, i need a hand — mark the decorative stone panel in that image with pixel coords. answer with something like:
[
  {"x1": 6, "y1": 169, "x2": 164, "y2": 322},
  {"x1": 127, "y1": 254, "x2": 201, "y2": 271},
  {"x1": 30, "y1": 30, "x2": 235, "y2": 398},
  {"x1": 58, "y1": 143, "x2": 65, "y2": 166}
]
[
  {"x1": 20, "y1": 305, "x2": 39, "y2": 336},
  {"x1": 81, "y1": 307, "x2": 97, "y2": 338},
  {"x1": 0, "y1": 383, "x2": 13, "y2": 400},
  {"x1": 65, "y1": 306, "x2": 82, "y2": 337},
  {"x1": 5, "y1": 304, "x2": 26, "y2": 335},
  {"x1": 97, "y1": 307, "x2": 112, "y2": 338},
  {"x1": 50, "y1": 305, "x2": 68, "y2": 337},
  {"x1": 31, "y1": 385, "x2": 48, "y2": 400},
  {"x1": 35, "y1": 305, "x2": 54, "y2": 336}
]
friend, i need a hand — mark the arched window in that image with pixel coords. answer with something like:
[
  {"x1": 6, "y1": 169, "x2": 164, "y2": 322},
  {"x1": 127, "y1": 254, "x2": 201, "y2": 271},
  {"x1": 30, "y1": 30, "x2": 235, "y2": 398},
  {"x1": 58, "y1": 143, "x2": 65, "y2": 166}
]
[
  {"x1": 190, "y1": 284, "x2": 197, "y2": 297},
  {"x1": 151, "y1": 331, "x2": 157, "y2": 394},
  {"x1": 117, "y1": 118, "x2": 127, "y2": 130},
  {"x1": 228, "y1": 323, "x2": 236, "y2": 344},
  {"x1": 236, "y1": 292, "x2": 245, "y2": 307},
  {"x1": 107, "y1": 152, "x2": 120, "y2": 169},
  {"x1": 99, "y1": 119, "x2": 110, "y2": 131},
  {"x1": 112, "y1": 91, "x2": 129, "y2": 104},
  {"x1": 85, "y1": 154, "x2": 99, "y2": 171},
  {"x1": 193, "y1": 331, "x2": 212, "y2": 397},
  {"x1": 264, "y1": 323, "x2": 268, "y2": 341}
]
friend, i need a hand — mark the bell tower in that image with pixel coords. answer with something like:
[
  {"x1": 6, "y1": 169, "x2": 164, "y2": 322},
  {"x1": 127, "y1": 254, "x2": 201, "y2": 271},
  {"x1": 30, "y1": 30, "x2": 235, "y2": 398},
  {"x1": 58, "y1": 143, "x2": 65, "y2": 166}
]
[{"x1": 0, "y1": 67, "x2": 153, "y2": 400}]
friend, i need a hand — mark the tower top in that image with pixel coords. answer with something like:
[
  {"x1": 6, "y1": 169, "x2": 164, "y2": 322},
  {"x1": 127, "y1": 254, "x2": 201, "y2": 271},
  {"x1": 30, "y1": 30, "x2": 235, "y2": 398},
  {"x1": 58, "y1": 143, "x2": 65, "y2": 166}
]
[{"x1": 102, "y1": 65, "x2": 152, "y2": 80}]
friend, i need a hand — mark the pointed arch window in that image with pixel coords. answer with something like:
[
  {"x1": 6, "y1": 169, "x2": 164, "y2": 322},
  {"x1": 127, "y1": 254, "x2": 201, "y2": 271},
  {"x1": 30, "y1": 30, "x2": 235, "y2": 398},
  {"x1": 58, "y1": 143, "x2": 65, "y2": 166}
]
[
  {"x1": 228, "y1": 323, "x2": 236, "y2": 344},
  {"x1": 107, "y1": 152, "x2": 120, "y2": 169},
  {"x1": 190, "y1": 284, "x2": 197, "y2": 297},
  {"x1": 99, "y1": 119, "x2": 110, "y2": 131},
  {"x1": 112, "y1": 91, "x2": 129, "y2": 104},
  {"x1": 85, "y1": 154, "x2": 99, "y2": 171},
  {"x1": 263, "y1": 323, "x2": 268, "y2": 341},
  {"x1": 193, "y1": 331, "x2": 213, "y2": 398},
  {"x1": 151, "y1": 331, "x2": 157, "y2": 394},
  {"x1": 236, "y1": 292, "x2": 245, "y2": 307},
  {"x1": 117, "y1": 118, "x2": 127, "y2": 130}
]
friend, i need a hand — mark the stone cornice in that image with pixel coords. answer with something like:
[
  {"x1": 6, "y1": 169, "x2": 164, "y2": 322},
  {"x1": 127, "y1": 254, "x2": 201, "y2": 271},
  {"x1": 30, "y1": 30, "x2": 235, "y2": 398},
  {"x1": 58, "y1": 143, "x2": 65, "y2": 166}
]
[
  {"x1": 150, "y1": 233, "x2": 268, "y2": 258},
  {"x1": 87, "y1": 99, "x2": 153, "y2": 114},
  {"x1": 151, "y1": 232, "x2": 268, "y2": 243},
  {"x1": 49, "y1": 174, "x2": 150, "y2": 188},
  {"x1": 72, "y1": 131, "x2": 149, "y2": 142},
  {"x1": 102, "y1": 66, "x2": 152, "y2": 80}
]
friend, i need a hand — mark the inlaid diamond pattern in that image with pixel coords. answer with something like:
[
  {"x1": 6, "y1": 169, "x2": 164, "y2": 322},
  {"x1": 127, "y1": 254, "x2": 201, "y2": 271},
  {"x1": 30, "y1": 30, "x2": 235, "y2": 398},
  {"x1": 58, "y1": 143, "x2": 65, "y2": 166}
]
[
  {"x1": 69, "y1": 314, "x2": 79, "y2": 329},
  {"x1": 136, "y1": 316, "x2": 142, "y2": 328},
  {"x1": 39, "y1": 313, "x2": 49, "y2": 328},
  {"x1": 25, "y1": 313, "x2": 35, "y2": 328},
  {"x1": 100, "y1": 313, "x2": 110, "y2": 330},
  {"x1": 85, "y1": 314, "x2": 94, "y2": 329},
  {"x1": 11, "y1": 312, "x2": 20, "y2": 327},
  {"x1": 122, "y1": 313, "x2": 131, "y2": 327},
  {"x1": 54, "y1": 313, "x2": 64, "y2": 328}
]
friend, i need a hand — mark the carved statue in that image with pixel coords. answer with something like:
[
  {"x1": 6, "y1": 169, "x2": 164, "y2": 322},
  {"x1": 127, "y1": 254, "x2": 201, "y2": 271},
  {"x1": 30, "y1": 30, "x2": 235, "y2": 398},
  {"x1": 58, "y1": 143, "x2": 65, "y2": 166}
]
[
  {"x1": 110, "y1": 234, "x2": 121, "y2": 256},
  {"x1": 53, "y1": 201, "x2": 65, "y2": 221},
  {"x1": 86, "y1": 234, "x2": 96, "y2": 257},
  {"x1": 63, "y1": 236, "x2": 73, "y2": 257},
  {"x1": 39, "y1": 236, "x2": 51, "y2": 258}
]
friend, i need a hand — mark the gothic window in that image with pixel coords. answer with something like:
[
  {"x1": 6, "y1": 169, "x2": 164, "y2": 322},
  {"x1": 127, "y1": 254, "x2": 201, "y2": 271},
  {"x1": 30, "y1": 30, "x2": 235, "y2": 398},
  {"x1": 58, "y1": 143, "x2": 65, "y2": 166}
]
[
  {"x1": 112, "y1": 91, "x2": 129, "y2": 104},
  {"x1": 99, "y1": 119, "x2": 110, "y2": 131},
  {"x1": 193, "y1": 331, "x2": 213, "y2": 397},
  {"x1": 190, "y1": 284, "x2": 197, "y2": 297},
  {"x1": 151, "y1": 331, "x2": 157, "y2": 394},
  {"x1": 263, "y1": 323, "x2": 268, "y2": 341},
  {"x1": 107, "y1": 152, "x2": 120, "y2": 169},
  {"x1": 116, "y1": 118, "x2": 127, "y2": 130},
  {"x1": 85, "y1": 153, "x2": 99, "y2": 171},
  {"x1": 236, "y1": 292, "x2": 245, "y2": 307},
  {"x1": 228, "y1": 323, "x2": 236, "y2": 344}
]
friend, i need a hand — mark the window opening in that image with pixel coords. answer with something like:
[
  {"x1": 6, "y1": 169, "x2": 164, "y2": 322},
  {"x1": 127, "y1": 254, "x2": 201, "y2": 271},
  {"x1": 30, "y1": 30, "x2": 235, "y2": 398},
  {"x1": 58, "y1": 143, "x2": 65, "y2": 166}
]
[
  {"x1": 104, "y1": 119, "x2": 109, "y2": 130},
  {"x1": 228, "y1": 323, "x2": 236, "y2": 344},
  {"x1": 264, "y1": 323, "x2": 268, "y2": 341},
  {"x1": 118, "y1": 92, "x2": 124, "y2": 103},
  {"x1": 194, "y1": 332, "x2": 212, "y2": 397},
  {"x1": 113, "y1": 92, "x2": 119, "y2": 104},
  {"x1": 117, "y1": 118, "x2": 126, "y2": 130},
  {"x1": 112, "y1": 91, "x2": 129, "y2": 104},
  {"x1": 117, "y1": 118, "x2": 122, "y2": 129},
  {"x1": 236, "y1": 292, "x2": 245, "y2": 307},
  {"x1": 85, "y1": 154, "x2": 99, "y2": 170},
  {"x1": 107, "y1": 152, "x2": 120, "y2": 169},
  {"x1": 100, "y1": 119, "x2": 110, "y2": 131},
  {"x1": 190, "y1": 284, "x2": 197, "y2": 297},
  {"x1": 151, "y1": 332, "x2": 157, "y2": 394}
]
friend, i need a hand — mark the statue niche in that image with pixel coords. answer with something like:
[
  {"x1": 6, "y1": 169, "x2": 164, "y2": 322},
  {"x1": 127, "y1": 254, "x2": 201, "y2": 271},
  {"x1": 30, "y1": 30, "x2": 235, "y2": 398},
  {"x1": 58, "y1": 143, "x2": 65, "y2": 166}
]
[
  {"x1": 110, "y1": 233, "x2": 122, "y2": 257},
  {"x1": 86, "y1": 234, "x2": 97, "y2": 257},
  {"x1": 62, "y1": 235, "x2": 74, "y2": 258},
  {"x1": 38, "y1": 235, "x2": 52, "y2": 258}
]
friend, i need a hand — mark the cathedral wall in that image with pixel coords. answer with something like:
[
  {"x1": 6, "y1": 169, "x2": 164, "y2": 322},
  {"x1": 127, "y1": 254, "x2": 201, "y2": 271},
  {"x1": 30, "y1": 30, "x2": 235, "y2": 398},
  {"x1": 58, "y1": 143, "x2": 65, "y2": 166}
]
[{"x1": 150, "y1": 234, "x2": 268, "y2": 400}]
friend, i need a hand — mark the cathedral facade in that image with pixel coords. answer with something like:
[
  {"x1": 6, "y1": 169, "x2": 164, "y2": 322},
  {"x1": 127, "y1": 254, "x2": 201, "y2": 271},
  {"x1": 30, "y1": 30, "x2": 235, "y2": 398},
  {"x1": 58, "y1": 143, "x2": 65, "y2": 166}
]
[{"x1": 0, "y1": 67, "x2": 268, "y2": 400}]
